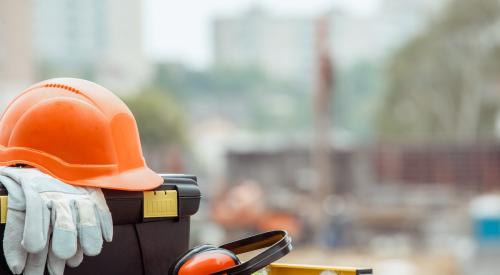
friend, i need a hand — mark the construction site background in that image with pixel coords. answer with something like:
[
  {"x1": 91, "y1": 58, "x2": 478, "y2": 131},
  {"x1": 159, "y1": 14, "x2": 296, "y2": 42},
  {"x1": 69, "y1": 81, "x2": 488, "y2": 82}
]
[{"x1": 2, "y1": 0, "x2": 500, "y2": 274}]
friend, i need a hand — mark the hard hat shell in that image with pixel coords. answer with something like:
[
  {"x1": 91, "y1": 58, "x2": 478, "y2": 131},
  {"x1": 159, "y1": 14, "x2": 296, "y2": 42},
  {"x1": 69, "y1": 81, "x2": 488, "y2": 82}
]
[{"x1": 0, "y1": 78, "x2": 163, "y2": 191}]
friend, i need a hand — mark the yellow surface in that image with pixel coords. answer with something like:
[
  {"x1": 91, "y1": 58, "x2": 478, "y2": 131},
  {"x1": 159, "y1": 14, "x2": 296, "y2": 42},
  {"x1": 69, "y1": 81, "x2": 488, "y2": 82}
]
[
  {"x1": 143, "y1": 190, "x2": 178, "y2": 218},
  {"x1": 0, "y1": 196, "x2": 7, "y2": 224},
  {"x1": 274, "y1": 246, "x2": 458, "y2": 275},
  {"x1": 256, "y1": 263, "x2": 372, "y2": 275}
]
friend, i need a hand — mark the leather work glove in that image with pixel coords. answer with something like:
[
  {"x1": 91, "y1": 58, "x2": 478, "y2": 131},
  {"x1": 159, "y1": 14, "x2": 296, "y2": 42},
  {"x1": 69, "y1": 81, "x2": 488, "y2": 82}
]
[
  {"x1": 0, "y1": 174, "x2": 81, "y2": 275},
  {"x1": 0, "y1": 167, "x2": 113, "y2": 275}
]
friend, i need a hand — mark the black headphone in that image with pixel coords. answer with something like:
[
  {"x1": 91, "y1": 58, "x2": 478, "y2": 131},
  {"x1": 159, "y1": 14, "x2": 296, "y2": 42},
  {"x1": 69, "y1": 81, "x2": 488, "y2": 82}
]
[{"x1": 170, "y1": 230, "x2": 292, "y2": 275}]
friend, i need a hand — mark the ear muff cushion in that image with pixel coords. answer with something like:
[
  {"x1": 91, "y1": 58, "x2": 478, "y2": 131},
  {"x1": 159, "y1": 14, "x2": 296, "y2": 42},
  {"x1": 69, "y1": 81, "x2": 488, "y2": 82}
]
[
  {"x1": 170, "y1": 245, "x2": 218, "y2": 275},
  {"x1": 170, "y1": 246, "x2": 241, "y2": 275},
  {"x1": 210, "y1": 248, "x2": 241, "y2": 266}
]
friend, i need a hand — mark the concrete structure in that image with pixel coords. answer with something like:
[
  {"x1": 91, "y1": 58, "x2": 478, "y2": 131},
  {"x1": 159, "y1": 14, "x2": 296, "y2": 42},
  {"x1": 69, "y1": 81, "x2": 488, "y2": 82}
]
[
  {"x1": 227, "y1": 143, "x2": 500, "y2": 195},
  {"x1": 213, "y1": 1, "x2": 447, "y2": 85},
  {"x1": 0, "y1": 0, "x2": 35, "y2": 108},
  {"x1": 33, "y1": 0, "x2": 149, "y2": 93},
  {"x1": 214, "y1": 8, "x2": 316, "y2": 86},
  {"x1": 328, "y1": 0, "x2": 447, "y2": 67}
]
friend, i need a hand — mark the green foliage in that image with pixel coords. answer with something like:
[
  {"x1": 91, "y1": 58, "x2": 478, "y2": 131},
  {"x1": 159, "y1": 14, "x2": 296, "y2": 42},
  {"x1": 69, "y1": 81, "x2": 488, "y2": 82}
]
[
  {"x1": 377, "y1": 0, "x2": 500, "y2": 142},
  {"x1": 333, "y1": 61, "x2": 382, "y2": 141},
  {"x1": 153, "y1": 64, "x2": 311, "y2": 133},
  {"x1": 37, "y1": 60, "x2": 95, "y2": 81},
  {"x1": 123, "y1": 89, "x2": 187, "y2": 147}
]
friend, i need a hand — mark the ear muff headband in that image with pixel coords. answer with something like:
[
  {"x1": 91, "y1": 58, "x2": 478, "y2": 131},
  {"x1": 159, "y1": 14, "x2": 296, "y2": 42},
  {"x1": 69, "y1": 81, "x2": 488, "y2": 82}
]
[{"x1": 212, "y1": 230, "x2": 292, "y2": 275}]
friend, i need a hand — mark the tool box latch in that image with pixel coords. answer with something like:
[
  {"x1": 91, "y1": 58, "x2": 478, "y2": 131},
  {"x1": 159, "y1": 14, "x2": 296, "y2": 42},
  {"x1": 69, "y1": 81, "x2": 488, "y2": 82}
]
[
  {"x1": 143, "y1": 190, "x2": 178, "y2": 218},
  {"x1": 0, "y1": 196, "x2": 7, "y2": 224}
]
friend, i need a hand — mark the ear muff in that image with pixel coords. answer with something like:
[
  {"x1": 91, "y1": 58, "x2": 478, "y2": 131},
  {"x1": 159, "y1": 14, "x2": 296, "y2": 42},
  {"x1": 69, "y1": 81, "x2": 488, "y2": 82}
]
[
  {"x1": 170, "y1": 245, "x2": 240, "y2": 275},
  {"x1": 170, "y1": 230, "x2": 292, "y2": 275}
]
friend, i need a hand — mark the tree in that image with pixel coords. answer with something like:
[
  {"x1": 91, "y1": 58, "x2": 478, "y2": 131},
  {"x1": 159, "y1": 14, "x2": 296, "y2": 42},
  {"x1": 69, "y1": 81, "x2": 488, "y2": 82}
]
[
  {"x1": 377, "y1": 0, "x2": 500, "y2": 142},
  {"x1": 334, "y1": 61, "x2": 382, "y2": 141},
  {"x1": 123, "y1": 89, "x2": 187, "y2": 147},
  {"x1": 153, "y1": 63, "x2": 311, "y2": 133}
]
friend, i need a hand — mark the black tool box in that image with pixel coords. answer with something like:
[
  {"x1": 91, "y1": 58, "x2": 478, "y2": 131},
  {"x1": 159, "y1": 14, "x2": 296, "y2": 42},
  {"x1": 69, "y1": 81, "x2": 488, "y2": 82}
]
[{"x1": 0, "y1": 174, "x2": 201, "y2": 275}]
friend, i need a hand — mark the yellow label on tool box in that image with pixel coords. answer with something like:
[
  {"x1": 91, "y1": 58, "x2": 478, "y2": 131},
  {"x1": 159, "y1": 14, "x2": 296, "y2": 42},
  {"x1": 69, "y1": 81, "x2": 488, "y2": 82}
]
[
  {"x1": 0, "y1": 196, "x2": 7, "y2": 224},
  {"x1": 143, "y1": 190, "x2": 178, "y2": 218}
]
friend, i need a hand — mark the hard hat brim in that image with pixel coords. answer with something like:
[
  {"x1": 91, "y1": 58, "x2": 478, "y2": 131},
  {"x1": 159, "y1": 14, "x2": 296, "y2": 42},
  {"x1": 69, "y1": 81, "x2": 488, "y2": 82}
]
[
  {"x1": 0, "y1": 146, "x2": 164, "y2": 191},
  {"x1": 66, "y1": 166, "x2": 164, "y2": 191}
]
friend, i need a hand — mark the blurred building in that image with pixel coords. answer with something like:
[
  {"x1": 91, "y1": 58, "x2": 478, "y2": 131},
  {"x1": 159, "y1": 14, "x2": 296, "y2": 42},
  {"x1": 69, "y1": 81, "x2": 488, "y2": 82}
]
[
  {"x1": 214, "y1": 7, "x2": 316, "y2": 86},
  {"x1": 33, "y1": 0, "x2": 149, "y2": 92},
  {"x1": 224, "y1": 142, "x2": 500, "y2": 252},
  {"x1": 213, "y1": 1, "x2": 446, "y2": 87},
  {"x1": 374, "y1": 144, "x2": 500, "y2": 191},
  {"x1": 226, "y1": 146, "x2": 355, "y2": 196},
  {"x1": 227, "y1": 144, "x2": 500, "y2": 199},
  {"x1": 0, "y1": 0, "x2": 35, "y2": 107},
  {"x1": 328, "y1": 0, "x2": 447, "y2": 67}
]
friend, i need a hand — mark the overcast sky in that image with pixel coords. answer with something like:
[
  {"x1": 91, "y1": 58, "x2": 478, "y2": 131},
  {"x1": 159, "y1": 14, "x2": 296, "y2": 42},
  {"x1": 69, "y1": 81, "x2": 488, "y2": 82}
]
[{"x1": 143, "y1": 0, "x2": 381, "y2": 69}]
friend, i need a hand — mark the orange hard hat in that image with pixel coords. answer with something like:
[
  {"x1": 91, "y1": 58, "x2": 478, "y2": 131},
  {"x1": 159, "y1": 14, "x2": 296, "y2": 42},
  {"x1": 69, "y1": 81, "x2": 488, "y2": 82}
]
[{"x1": 0, "y1": 78, "x2": 163, "y2": 191}]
